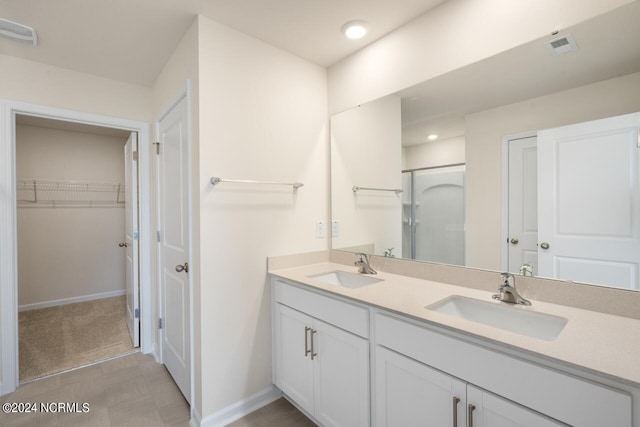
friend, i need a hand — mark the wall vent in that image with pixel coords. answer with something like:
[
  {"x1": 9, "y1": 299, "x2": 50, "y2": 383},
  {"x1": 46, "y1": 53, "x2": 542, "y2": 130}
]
[
  {"x1": 0, "y1": 18, "x2": 37, "y2": 45},
  {"x1": 545, "y1": 33, "x2": 578, "y2": 55}
]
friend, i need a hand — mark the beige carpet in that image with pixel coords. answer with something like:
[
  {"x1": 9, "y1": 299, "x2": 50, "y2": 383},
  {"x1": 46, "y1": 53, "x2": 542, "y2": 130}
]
[{"x1": 19, "y1": 295, "x2": 135, "y2": 381}]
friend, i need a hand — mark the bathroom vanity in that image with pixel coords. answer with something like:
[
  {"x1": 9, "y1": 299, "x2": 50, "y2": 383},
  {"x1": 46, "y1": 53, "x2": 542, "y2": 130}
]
[{"x1": 270, "y1": 259, "x2": 640, "y2": 427}]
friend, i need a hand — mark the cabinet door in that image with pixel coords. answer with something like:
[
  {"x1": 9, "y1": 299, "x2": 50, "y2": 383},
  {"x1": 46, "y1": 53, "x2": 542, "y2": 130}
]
[
  {"x1": 313, "y1": 318, "x2": 370, "y2": 427},
  {"x1": 274, "y1": 304, "x2": 314, "y2": 415},
  {"x1": 467, "y1": 385, "x2": 566, "y2": 427},
  {"x1": 375, "y1": 346, "x2": 466, "y2": 427}
]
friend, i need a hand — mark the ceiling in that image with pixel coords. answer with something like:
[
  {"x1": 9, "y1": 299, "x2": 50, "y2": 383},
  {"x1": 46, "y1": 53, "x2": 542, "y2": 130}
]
[
  {"x1": 0, "y1": 0, "x2": 446, "y2": 87},
  {"x1": 398, "y1": 1, "x2": 640, "y2": 146}
]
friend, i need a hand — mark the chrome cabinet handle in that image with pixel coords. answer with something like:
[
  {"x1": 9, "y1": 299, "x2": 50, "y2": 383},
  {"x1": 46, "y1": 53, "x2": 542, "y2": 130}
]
[
  {"x1": 175, "y1": 262, "x2": 189, "y2": 273},
  {"x1": 468, "y1": 404, "x2": 476, "y2": 427},
  {"x1": 510, "y1": 237, "x2": 519, "y2": 245},
  {"x1": 310, "y1": 329, "x2": 317, "y2": 360},
  {"x1": 304, "y1": 326, "x2": 311, "y2": 357},
  {"x1": 452, "y1": 397, "x2": 460, "y2": 427},
  {"x1": 118, "y1": 242, "x2": 128, "y2": 247},
  {"x1": 540, "y1": 242, "x2": 550, "y2": 250}
]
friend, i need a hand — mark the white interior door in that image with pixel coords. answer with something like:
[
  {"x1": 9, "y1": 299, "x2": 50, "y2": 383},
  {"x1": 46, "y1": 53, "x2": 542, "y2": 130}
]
[
  {"x1": 538, "y1": 113, "x2": 640, "y2": 290},
  {"x1": 124, "y1": 132, "x2": 140, "y2": 348},
  {"x1": 158, "y1": 96, "x2": 190, "y2": 402},
  {"x1": 507, "y1": 136, "x2": 538, "y2": 275}
]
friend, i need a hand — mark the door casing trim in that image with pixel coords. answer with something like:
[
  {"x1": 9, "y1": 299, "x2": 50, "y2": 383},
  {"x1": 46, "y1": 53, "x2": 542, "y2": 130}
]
[{"x1": 0, "y1": 99, "x2": 153, "y2": 395}]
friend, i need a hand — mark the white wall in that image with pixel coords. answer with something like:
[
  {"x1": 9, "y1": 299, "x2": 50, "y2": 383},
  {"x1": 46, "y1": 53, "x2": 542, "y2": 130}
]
[
  {"x1": 465, "y1": 71, "x2": 640, "y2": 270},
  {"x1": 331, "y1": 95, "x2": 403, "y2": 256},
  {"x1": 403, "y1": 136, "x2": 465, "y2": 170},
  {"x1": 327, "y1": 0, "x2": 633, "y2": 114},
  {"x1": 197, "y1": 16, "x2": 328, "y2": 418},
  {"x1": 0, "y1": 54, "x2": 151, "y2": 122},
  {"x1": 16, "y1": 124, "x2": 127, "y2": 307}
]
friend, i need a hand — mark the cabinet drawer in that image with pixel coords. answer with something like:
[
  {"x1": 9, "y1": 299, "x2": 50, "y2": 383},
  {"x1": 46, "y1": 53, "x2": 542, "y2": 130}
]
[
  {"x1": 273, "y1": 278, "x2": 369, "y2": 338},
  {"x1": 375, "y1": 313, "x2": 631, "y2": 427}
]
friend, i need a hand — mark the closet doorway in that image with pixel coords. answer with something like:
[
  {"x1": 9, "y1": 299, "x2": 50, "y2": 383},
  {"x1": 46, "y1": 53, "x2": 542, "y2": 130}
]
[
  {"x1": 15, "y1": 115, "x2": 138, "y2": 381},
  {"x1": 0, "y1": 100, "x2": 153, "y2": 395}
]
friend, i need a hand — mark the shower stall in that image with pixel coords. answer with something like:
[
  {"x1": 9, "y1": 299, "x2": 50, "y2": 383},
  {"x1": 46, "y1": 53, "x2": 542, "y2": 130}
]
[{"x1": 402, "y1": 163, "x2": 466, "y2": 265}]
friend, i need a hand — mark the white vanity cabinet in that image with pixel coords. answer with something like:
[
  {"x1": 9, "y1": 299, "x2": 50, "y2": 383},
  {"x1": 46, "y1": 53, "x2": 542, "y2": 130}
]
[
  {"x1": 375, "y1": 345, "x2": 467, "y2": 426},
  {"x1": 272, "y1": 279, "x2": 370, "y2": 427},
  {"x1": 466, "y1": 385, "x2": 564, "y2": 427},
  {"x1": 270, "y1": 274, "x2": 635, "y2": 427},
  {"x1": 375, "y1": 345, "x2": 564, "y2": 426},
  {"x1": 374, "y1": 312, "x2": 632, "y2": 427}
]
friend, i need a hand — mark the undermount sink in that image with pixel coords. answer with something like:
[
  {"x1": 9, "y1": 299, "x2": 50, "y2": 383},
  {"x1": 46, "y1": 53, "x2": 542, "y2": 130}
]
[
  {"x1": 426, "y1": 296, "x2": 567, "y2": 341},
  {"x1": 309, "y1": 271, "x2": 383, "y2": 289}
]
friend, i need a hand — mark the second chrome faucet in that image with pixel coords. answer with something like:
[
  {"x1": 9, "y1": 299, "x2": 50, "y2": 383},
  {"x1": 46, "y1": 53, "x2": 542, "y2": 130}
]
[
  {"x1": 355, "y1": 253, "x2": 377, "y2": 275},
  {"x1": 492, "y1": 272, "x2": 531, "y2": 306}
]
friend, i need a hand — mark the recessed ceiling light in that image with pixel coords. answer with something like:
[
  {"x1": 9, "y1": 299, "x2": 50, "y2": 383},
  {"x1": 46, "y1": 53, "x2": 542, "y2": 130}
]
[
  {"x1": 342, "y1": 20, "x2": 368, "y2": 40},
  {"x1": 0, "y1": 18, "x2": 37, "y2": 45},
  {"x1": 428, "y1": 134, "x2": 439, "y2": 141}
]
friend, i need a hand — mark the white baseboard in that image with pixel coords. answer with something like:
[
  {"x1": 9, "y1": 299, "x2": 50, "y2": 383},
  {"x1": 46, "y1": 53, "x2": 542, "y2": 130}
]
[
  {"x1": 18, "y1": 289, "x2": 126, "y2": 312},
  {"x1": 190, "y1": 406, "x2": 202, "y2": 427},
  {"x1": 198, "y1": 385, "x2": 282, "y2": 427}
]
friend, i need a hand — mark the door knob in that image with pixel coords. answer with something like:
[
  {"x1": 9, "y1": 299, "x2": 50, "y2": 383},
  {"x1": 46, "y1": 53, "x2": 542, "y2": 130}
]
[
  {"x1": 510, "y1": 238, "x2": 519, "y2": 245},
  {"x1": 118, "y1": 242, "x2": 128, "y2": 248},
  {"x1": 540, "y1": 242, "x2": 550, "y2": 250},
  {"x1": 175, "y1": 262, "x2": 189, "y2": 273}
]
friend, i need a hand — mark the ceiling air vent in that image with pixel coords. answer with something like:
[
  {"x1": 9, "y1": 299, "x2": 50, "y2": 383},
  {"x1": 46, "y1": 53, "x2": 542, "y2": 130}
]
[
  {"x1": 544, "y1": 33, "x2": 578, "y2": 55},
  {"x1": 0, "y1": 18, "x2": 37, "y2": 45}
]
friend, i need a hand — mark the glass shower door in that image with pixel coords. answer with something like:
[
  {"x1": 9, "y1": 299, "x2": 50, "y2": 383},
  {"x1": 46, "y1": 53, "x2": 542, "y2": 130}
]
[{"x1": 402, "y1": 165, "x2": 465, "y2": 265}]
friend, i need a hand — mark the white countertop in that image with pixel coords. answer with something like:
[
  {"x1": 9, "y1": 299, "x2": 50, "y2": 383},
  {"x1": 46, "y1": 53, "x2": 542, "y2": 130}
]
[{"x1": 270, "y1": 261, "x2": 640, "y2": 388}]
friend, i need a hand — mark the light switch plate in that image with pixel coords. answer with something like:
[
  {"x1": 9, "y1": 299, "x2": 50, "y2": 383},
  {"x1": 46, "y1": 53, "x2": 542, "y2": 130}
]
[{"x1": 332, "y1": 220, "x2": 340, "y2": 237}]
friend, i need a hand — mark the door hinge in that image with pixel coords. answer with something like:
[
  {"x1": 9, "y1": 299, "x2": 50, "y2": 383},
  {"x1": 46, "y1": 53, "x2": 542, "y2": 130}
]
[
  {"x1": 134, "y1": 308, "x2": 140, "y2": 319},
  {"x1": 157, "y1": 231, "x2": 161, "y2": 242},
  {"x1": 132, "y1": 151, "x2": 138, "y2": 161},
  {"x1": 133, "y1": 230, "x2": 139, "y2": 240},
  {"x1": 158, "y1": 318, "x2": 163, "y2": 330},
  {"x1": 153, "y1": 141, "x2": 160, "y2": 155}
]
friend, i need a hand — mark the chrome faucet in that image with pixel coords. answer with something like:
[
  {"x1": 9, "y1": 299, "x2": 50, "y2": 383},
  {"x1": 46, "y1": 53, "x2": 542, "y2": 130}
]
[
  {"x1": 519, "y1": 263, "x2": 533, "y2": 277},
  {"x1": 492, "y1": 272, "x2": 531, "y2": 306},
  {"x1": 355, "y1": 253, "x2": 377, "y2": 275}
]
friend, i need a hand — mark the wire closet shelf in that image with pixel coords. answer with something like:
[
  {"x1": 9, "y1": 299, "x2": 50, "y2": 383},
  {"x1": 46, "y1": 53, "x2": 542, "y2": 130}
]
[{"x1": 17, "y1": 178, "x2": 125, "y2": 207}]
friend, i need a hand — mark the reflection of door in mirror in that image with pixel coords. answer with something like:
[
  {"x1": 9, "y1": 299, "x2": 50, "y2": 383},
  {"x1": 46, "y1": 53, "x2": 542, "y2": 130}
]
[
  {"x1": 506, "y1": 112, "x2": 640, "y2": 291},
  {"x1": 538, "y1": 112, "x2": 640, "y2": 291},
  {"x1": 507, "y1": 136, "x2": 538, "y2": 275},
  {"x1": 402, "y1": 165, "x2": 465, "y2": 265}
]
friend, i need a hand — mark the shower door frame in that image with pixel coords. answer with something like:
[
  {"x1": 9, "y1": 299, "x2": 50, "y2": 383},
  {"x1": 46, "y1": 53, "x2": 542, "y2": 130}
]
[{"x1": 402, "y1": 162, "x2": 466, "y2": 261}]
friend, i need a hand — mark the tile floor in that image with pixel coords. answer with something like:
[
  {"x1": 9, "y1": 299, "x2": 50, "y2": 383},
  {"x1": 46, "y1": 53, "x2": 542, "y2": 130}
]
[
  {"x1": 0, "y1": 352, "x2": 314, "y2": 427},
  {"x1": 227, "y1": 398, "x2": 316, "y2": 427},
  {"x1": 0, "y1": 352, "x2": 189, "y2": 427}
]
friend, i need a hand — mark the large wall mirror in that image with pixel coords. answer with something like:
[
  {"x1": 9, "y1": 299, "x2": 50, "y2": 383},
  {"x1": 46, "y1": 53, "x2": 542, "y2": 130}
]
[{"x1": 330, "y1": 2, "x2": 640, "y2": 291}]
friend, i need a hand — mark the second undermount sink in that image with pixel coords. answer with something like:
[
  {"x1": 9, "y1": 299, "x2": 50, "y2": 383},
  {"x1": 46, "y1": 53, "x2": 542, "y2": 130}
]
[
  {"x1": 426, "y1": 296, "x2": 568, "y2": 341},
  {"x1": 309, "y1": 270, "x2": 383, "y2": 289}
]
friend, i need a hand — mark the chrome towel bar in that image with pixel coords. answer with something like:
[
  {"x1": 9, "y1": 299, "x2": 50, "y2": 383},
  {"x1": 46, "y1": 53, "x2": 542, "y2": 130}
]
[
  {"x1": 210, "y1": 177, "x2": 303, "y2": 189},
  {"x1": 352, "y1": 186, "x2": 402, "y2": 195}
]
